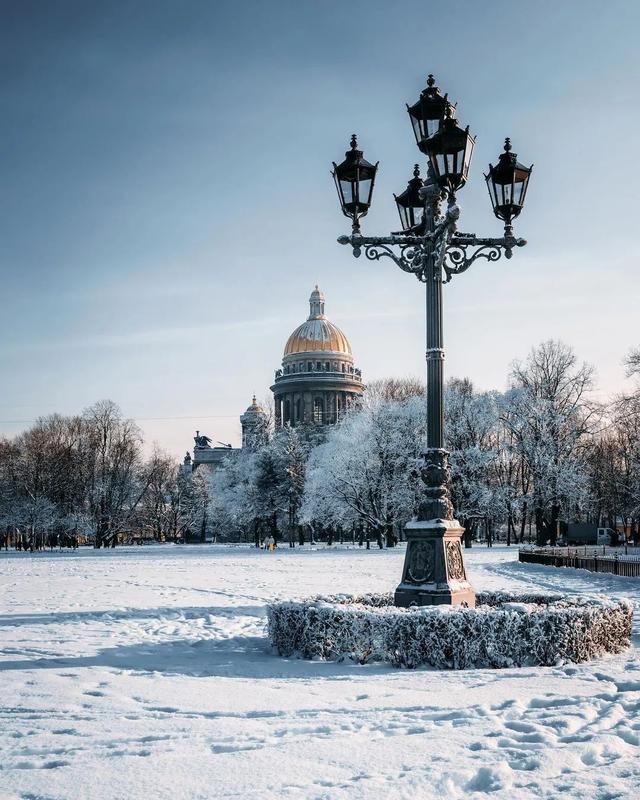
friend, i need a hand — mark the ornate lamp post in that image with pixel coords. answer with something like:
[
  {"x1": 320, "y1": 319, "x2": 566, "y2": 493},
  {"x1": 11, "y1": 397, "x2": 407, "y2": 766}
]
[{"x1": 331, "y1": 75, "x2": 533, "y2": 608}]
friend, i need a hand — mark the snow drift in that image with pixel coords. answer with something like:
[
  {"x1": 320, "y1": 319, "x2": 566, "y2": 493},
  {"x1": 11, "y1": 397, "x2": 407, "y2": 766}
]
[{"x1": 267, "y1": 591, "x2": 632, "y2": 669}]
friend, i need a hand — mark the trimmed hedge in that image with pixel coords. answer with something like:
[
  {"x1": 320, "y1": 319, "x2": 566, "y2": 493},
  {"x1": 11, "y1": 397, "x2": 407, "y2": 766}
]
[{"x1": 267, "y1": 591, "x2": 632, "y2": 669}]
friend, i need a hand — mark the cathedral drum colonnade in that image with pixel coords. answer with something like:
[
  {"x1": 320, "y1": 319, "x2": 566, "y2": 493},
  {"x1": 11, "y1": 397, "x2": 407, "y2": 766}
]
[{"x1": 271, "y1": 287, "x2": 364, "y2": 427}]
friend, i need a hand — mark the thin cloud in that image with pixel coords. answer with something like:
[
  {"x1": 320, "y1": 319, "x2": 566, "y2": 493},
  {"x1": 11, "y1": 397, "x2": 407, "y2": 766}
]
[{"x1": 0, "y1": 316, "x2": 280, "y2": 356}]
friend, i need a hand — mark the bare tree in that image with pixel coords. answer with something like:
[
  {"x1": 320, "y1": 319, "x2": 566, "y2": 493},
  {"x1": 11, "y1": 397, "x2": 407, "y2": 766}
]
[
  {"x1": 364, "y1": 376, "x2": 425, "y2": 405},
  {"x1": 83, "y1": 400, "x2": 144, "y2": 547}
]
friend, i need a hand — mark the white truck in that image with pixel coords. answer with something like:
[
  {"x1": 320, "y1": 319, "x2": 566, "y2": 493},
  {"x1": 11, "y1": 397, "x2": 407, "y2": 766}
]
[{"x1": 563, "y1": 523, "x2": 614, "y2": 546}]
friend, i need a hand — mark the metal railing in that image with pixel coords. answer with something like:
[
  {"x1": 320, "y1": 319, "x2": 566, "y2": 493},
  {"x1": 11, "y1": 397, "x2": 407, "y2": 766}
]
[{"x1": 519, "y1": 546, "x2": 640, "y2": 577}]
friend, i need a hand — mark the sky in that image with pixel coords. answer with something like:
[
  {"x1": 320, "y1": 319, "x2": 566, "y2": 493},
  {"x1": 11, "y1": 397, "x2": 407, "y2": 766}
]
[{"x1": 1, "y1": 0, "x2": 639, "y2": 457}]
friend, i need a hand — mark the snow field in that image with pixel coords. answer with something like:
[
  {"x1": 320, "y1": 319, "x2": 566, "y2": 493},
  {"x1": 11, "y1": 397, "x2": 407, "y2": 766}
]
[{"x1": 0, "y1": 544, "x2": 639, "y2": 799}]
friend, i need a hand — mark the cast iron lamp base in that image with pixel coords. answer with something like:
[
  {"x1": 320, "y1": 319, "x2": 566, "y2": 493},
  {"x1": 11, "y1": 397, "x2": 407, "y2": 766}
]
[{"x1": 395, "y1": 520, "x2": 476, "y2": 608}]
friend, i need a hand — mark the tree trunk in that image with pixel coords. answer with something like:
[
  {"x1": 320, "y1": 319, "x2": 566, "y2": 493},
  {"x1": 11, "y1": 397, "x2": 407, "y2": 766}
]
[
  {"x1": 535, "y1": 507, "x2": 547, "y2": 546},
  {"x1": 519, "y1": 501, "x2": 527, "y2": 543},
  {"x1": 384, "y1": 521, "x2": 396, "y2": 548}
]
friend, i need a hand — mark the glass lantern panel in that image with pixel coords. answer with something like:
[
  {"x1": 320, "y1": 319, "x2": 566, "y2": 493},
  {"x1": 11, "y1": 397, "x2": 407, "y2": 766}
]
[
  {"x1": 426, "y1": 118, "x2": 440, "y2": 138},
  {"x1": 503, "y1": 183, "x2": 513, "y2": 205},
  {"x1": 358, "y1": 178, "x2": 372, "y2": 205},
  {"x1": 513, "y1": 180, "x2": 525, "y2": 205},
  {"x1": 464, "y1": 138, "x2": 475, "y2": 171},
  {"x1": 488, "y1": 180, "x2": 498, "y2": 208},
  {"x1": 410, "y1": 114, "x2": 423, "y2": 142},
  {"x1": 340, "y1": 180, "x2": 354, "y2": 204}
]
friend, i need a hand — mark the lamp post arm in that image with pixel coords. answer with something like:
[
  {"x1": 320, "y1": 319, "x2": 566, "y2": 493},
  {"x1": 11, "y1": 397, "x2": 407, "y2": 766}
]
[
  {"x1": 337, "y1": 204, "x2": 527, "y2": 285},
  {"x1": 337, "y1": 235, "x2": 424, "y2": 276},
  {"x1": 337, "y1": 202, "x2": 458, "y2": 278},
  {"x1": 443, "y1": 231, "x2": 527, "y2": 283}
]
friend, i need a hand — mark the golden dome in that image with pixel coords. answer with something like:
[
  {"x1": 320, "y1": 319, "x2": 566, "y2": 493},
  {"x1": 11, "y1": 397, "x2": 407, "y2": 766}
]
[{"x1": 283, "y1": 287, "x2": 352, "y2": 357}]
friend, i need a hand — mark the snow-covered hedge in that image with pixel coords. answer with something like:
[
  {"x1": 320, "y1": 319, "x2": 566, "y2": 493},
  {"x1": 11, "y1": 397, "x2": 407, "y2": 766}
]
[{"x1": 267, "y1": 591, "x2": 632, "y2": 669}]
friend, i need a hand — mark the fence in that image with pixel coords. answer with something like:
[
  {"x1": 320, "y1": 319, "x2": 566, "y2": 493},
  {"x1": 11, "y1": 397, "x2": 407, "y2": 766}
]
[{"x1": 519, "y1": 546, "x2": 640, "y2": 578}]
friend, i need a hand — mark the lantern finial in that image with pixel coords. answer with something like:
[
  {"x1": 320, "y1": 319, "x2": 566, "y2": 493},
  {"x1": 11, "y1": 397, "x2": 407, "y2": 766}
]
[
  {"x1": 413, "y1": 164, "x2": 420, "y2": 178},
  {"x1": 504, "y1": 137, "x2": 512, "y2": 152},
  {"x1": 427, "y1": 74, "x2": 435, "y2": 87},
  {"x1": 350, "y1": 134, "x2": 358, "y2": 150}
]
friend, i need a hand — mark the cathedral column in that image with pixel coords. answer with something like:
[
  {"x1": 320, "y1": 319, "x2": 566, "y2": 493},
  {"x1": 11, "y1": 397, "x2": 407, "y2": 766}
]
[
  {"x1": 275, "y1": 397, "x2": 282, "y2": 428},
  {"x1": 303, "y1": 392, "x2": 312, "y2": 424}
]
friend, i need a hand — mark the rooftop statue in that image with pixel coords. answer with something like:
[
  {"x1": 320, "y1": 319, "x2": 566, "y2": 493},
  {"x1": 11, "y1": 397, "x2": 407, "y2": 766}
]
[{"x1": 194, "y1": 430, "x2": 213, "y2": 449}]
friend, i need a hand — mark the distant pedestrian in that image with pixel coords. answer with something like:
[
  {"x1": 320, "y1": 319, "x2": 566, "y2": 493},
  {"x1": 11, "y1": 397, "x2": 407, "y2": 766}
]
[{"x1": 266, "y1": 534, "x2": 275, "y2": 551}]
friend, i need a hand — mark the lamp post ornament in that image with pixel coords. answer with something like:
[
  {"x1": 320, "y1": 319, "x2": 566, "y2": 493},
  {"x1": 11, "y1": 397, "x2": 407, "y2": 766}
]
[{"x1": 332, "y1": 75, "x2": 533, "y2": 608}]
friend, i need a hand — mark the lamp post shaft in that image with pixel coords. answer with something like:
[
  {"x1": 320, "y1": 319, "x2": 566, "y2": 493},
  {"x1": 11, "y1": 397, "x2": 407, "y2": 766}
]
[
  {"x1": 424, "y1": 193, "x2": 445, "y2": 452},
  {"x1": 393, "y1": 178, "x2": 475, "y2": 608}
]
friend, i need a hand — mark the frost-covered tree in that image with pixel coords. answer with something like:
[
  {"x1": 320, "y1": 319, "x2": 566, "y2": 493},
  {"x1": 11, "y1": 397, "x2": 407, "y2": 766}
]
[
  {"x1": 445, "y1": 379, "x2": 501, "y2": 545},
  {"x1": 177, "y1": 468, "x2": 213, "y2": 542},
  {"x1": 275, "y1": 425, "x2": 309, "y2": 545},
  {"x1": 503, "y1": 340, "x2": 598, "y2": 544},
  {"x1": 302, "y1": 396, "x2": 426, "y2": 546},
  {"x1": 210, "y1": 447, "x2": 260, "y2": 543},
  {"x1": 590, "y1": 352, "x2": 640, "y2": 540}
]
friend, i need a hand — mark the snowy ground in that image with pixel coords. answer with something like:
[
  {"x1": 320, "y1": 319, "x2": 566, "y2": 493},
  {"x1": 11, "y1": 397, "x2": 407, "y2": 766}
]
[{"x1": 1, "y1": 544, "x2": 639, "y2": 800}]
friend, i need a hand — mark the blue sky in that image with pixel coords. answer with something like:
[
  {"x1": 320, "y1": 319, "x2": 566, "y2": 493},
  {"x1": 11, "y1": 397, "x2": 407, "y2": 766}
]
[{"x1": 1, "y1": 0, "x2": 639, "y2": 456}]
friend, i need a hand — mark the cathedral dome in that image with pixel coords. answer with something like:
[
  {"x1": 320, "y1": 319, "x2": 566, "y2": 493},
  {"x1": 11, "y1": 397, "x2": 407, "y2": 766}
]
[
  {"x1": 283, "y1": 286, "x2": 352, "y2": 357},
  {"x1": 272, "y1": 286, "x2": 363, "y2": 429}
]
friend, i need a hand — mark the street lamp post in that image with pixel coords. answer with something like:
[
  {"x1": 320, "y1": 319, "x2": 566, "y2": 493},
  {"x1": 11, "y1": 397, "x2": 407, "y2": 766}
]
[{"x1": 332, "y1": 75, "x2": 533, "y2": 608}]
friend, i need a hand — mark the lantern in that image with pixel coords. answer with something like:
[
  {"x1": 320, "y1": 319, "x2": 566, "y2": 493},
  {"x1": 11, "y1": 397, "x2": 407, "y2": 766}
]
[
  {"x1": 406, "y1": 75, "x2": 452, "y2": 154},
  {"x1": 394, "y1": 164, "x2": 425, "y2": 231},
  {"x1": 332, "y1": 134, "x2": 378, "y2": 232},
  {"x1": 485, "y1": 138, "x2": 533, "y2": 224},
  {"x1": 425, "y1": 106, "x2": 475, "y2": 194}
]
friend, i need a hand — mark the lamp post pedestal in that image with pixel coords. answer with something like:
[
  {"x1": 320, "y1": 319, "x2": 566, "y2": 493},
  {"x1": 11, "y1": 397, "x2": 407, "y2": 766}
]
[
  {"x1": 395, "y1": 447, "x2": 476, "y2": 607},
  {"x1": 395, "y1": 519, "x2": 475, "y2": 607}
]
